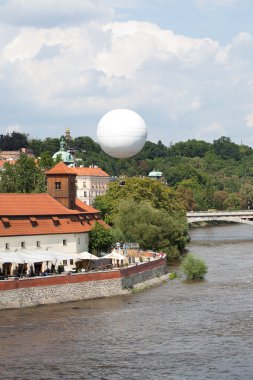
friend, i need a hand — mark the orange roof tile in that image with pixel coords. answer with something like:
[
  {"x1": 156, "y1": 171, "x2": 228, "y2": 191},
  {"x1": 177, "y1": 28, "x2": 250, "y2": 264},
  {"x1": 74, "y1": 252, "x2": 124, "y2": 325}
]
[
  {"x1": 46, "y1": 162, "x2": 76, "y2": 175},
  {"x1": 0, "y1": 194, "x2": 82, "y2": 216},
  {"x1": 75, "y1": 198, "x2": 100, "y2": 213},
  {"x1": 73, "y1": 167, "x2": 109, "y2": 177},
  {"x1": 0, "y1": 216, "x2": 104, "y2": 237}
]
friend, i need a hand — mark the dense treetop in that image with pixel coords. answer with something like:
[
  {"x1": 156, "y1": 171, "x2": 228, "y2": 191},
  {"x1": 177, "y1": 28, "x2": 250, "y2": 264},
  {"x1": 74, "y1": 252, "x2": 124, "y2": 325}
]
[{"x1": 1, "y1": 132, "x2": 253, "y2": 210}]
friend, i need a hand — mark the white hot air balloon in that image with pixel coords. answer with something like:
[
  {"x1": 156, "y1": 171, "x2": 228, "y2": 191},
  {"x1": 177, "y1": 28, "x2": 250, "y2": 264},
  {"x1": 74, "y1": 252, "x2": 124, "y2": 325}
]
[{"x1": 97, "y1": 109, "x2": 147, "y2": 158}]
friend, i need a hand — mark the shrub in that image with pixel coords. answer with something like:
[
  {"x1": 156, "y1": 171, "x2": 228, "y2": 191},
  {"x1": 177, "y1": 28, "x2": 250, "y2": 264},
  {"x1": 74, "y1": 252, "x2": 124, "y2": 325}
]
[
  {"x1": 169, "y1": 272, "x2": 177, "y2": 280},
  {"x1": 181, "y1": 254, "x2": 207, "y2": 280}
]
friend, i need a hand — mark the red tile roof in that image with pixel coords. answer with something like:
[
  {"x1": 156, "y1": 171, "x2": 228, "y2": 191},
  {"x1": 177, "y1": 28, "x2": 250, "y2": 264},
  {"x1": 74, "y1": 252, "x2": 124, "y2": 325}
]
[
  {"x1": 73, "y1": 167, "x2": 110, "y2": 177},
  {"x1": 0, "y1": 193, "x2": 107, "y2": 237},
  {"x1": 46, "y1": 162, "x2": 76, "y2": 175},
  {"x1": 0, "y1": 216, "x2": 102, "y2": 237},
  {"x1": 0, "y1": 194, "x2": 99, "y2": 216},
  {"x1": 75, "y1": 198, "x2": 100, "y2": 213}
]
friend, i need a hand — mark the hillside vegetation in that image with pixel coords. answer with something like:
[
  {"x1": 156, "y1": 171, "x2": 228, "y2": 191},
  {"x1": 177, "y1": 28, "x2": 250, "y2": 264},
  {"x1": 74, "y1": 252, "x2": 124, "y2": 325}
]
[{"x1": 1, "y1": 132, "x2": 253, "y2": 211}]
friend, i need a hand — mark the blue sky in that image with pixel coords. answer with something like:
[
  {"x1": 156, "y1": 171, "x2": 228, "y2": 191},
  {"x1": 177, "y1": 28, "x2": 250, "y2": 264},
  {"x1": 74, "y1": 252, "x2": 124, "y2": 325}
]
[{"x1": 0, "y1": 0, "x2": 253, "y2": 147}]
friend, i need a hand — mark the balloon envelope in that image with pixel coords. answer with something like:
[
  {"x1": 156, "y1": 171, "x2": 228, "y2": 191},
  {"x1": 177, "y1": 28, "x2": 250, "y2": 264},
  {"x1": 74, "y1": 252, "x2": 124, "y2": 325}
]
[{"x1": 97, "y1": 109, "x2": 147, "y2": 158}]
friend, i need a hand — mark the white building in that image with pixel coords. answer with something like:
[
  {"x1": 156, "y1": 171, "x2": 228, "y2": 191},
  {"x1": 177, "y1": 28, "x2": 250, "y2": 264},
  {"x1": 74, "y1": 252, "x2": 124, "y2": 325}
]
[
  {"x1": 0, "y1": 162, "x2": 106, "y2": 276},
  {"x1": 74, "y1": 166, "x2": 110, "y2": 205}
]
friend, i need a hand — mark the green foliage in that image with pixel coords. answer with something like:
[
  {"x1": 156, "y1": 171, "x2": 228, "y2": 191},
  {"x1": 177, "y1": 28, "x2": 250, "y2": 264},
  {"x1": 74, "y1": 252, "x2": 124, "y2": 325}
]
[
  {"x1": 163, "y1": 246, "x2": 181, "y2": 263},
  {"x1": 169, "y1": 139, "x2": 212, "y2": 158},
  {"x1": 169, "y1": 272, "x2": 177, "y2": 280},
  {"x1": 111, "y1": 199, "x2": 188, "y2": 252},
  {"x1": 89, "y1": 222, "x2": 115, "y2": 253},
  {"x1": 3, "y1": 131, "x2": 253, "y2": 211},
  {"x1": 0, "y1": 154, "x2": 46, "y2": 193},
  {"x1": 38, "y1": 151, "x2": 55, "y2": 169},
  {"x1": 223, "y1": 193, "x2": 241, "y2": 210},
  {"x1": 0, "y1": 132, "x2": 28, "y2": 150},
  {"x1": 181, "y1": 254, "x2": 208, "y2": 280},
  {"x1": 213, "y1": 136, "x2": 241, "y2": 160}
]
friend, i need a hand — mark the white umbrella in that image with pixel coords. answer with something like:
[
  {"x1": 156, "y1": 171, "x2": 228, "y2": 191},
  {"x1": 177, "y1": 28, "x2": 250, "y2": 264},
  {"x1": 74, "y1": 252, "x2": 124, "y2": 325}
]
[
  {"x1": 103, "y1": 251, "x2": 126, "y2": 260},
  {"x1": 76, "y1": 252, "x2": 99, "y2": 260}
]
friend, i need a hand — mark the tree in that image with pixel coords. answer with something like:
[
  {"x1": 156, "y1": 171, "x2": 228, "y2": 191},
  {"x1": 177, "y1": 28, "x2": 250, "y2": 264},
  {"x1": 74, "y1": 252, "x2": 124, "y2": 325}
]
[
  {"x1": 0, "y1": 132, "x2": 28, "y2": 151},
  {"x1": 93, "y1": 176, "x2": 187, "y2": 220},
  {"x1": 176, "y1": 186, "x2": 196, "y2": 211},
  {"x1": 38, "y1": 151, "x2": 55, "y2": 170},
  {"x1": 111, "y1": 199, "x2": 189, "y2": 252},
  {"x1": 181, "y1": 254, "x2": 207, "y2": 280},
  {"x1": 213, "y1": 136, "x2": 241, "y2": 160},
  {"x1": 240, "y1": 183, "x2": 253, "y2": 209},
  {"x1": 213, "y1": 190, "x2": 229, "y2": 210},
  {"x1": 0, "y1": 154, "x2": 46, "y2": 193},
  {"x1": 223, "y1": 193, "x2": 241, "y2": 210},
  {"x1": 89, "y1": 222, "x2": 115, "y2": 254}
]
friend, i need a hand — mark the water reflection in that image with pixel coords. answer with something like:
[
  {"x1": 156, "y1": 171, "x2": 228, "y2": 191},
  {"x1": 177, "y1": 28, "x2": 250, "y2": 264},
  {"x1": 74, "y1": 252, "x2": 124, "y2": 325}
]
[{"x1": 1, "y1": 224, "x2": 253, "y2": 379}]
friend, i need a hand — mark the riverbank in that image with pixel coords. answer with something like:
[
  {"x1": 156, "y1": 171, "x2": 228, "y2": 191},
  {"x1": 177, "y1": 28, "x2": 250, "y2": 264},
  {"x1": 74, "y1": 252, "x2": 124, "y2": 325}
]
[{"x1": 0, "y1": 257, "x2": 168, "y2": 309}]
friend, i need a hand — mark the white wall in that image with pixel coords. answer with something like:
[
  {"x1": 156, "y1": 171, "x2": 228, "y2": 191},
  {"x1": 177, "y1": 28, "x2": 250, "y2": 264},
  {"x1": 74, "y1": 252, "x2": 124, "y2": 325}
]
[
  {"x1": 0, "y1": 232, "x2": 90, "y2": 274},
  {"x1": 0, "y1": 232, "x2": 89, "y2": 253},
  {"x1": 76, "y1": 175, "x2": 110, "y2": 205}
]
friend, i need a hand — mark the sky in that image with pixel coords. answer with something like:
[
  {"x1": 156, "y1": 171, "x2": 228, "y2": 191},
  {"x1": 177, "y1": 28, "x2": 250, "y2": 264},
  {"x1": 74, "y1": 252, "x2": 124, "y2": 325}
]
[{"x1": 0, "y1": 0, "x2": 253, "y2": 147}]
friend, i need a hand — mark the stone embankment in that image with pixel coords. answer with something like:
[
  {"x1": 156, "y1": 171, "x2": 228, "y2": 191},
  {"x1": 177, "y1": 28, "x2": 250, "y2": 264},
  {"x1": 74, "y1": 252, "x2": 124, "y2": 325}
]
[{"x1": 0, "y1": 258, "x2": 168, "y2": 309}]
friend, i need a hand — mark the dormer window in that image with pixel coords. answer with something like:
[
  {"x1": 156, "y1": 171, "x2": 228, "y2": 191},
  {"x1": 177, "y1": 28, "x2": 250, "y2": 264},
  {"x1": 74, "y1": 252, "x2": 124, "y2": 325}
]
[
  {"x1": 55, "y1": 182, "x2": 61, "y2": 190},
  {"x1": 1, "y1": 217, "x2": 10, "y2": 228},
  {"x1": 52, "y1": 216, "x2": 60, "y2": 226},
  {"x1": 29, "y1": 216, "x2": 38, "y2": 227}
]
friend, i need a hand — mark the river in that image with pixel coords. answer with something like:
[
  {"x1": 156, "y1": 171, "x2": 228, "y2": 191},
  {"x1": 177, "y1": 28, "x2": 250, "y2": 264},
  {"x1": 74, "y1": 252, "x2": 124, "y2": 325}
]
[{"x1": 0, "y1": 224, "x2": 253, "y2": 380}]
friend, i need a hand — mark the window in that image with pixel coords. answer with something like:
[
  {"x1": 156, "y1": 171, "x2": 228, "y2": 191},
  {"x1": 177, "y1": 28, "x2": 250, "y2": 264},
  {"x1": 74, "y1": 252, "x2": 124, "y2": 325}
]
[
  {"x1": 30, "y1": 217, "x2": 38, "y2": 227},
  {"x1": 63, "y1": 260, "x2": 67, "y2": 266},
  {"x1": 55, "y1": 182, "x2": 61, "y2": 190},
  {"x1": 70, "y1": 259, "x2": 74, "y2": 265},
  {"x1": 21, "y1": 241, "x2": 25, "y2": 248},
  {"x1": 5, "y1": 243, "x2": 9, "y2": 250},
  {"x1": 84, "y1": 191, "x2": 87, "y2": 197},
  {"x1": 52, "y1": 216, "x2": 60, "y2": 225},
  {"x1": 63, "y1": 239, "x2": 67, "y2": 246},
  {"x1": 83, "y1": 182, "x2": 86, "y2": 187},
  {"x1": 36, "y1": 241, "x2": 41, "y2": 248},
  {"x1": 2, "y1": 217, "x2": 10, "y2": 228}
]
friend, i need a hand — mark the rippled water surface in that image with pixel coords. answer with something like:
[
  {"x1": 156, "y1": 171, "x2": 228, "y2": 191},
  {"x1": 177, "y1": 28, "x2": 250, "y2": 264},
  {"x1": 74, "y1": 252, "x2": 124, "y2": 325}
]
[{"x1": 1, "y1": 224, "x2": 253, "y2": 379}]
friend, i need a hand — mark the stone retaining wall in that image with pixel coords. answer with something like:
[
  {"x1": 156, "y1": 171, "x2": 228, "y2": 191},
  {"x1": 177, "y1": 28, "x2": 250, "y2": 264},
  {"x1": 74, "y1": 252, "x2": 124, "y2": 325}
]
[{"x1": 0, "y1": 258, "x2": 167, "y2": 309}]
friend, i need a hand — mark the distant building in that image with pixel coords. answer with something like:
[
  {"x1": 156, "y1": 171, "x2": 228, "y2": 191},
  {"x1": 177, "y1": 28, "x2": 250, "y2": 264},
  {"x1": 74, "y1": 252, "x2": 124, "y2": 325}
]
[
  {"x1": 52, "y1": 139, "x2": 75, "y2": 166},
  {"x1": 74, "y1": 166, "x2": 110, "y2": 205},
  {"x1": 51, "y1": 134, "x2": 111, "y2": 204},
  {"x1": 0, "y1": 160, "x2": 16, "y2": 171},
  {"x1": 148, "y1": 170, "x2": 163, "y2": 180},
  {"x1": 65, "y1": 128, "x2": 72, "y2": 142},
  {"x1": 0, "y1": 147, "x2": 35, "y2": 161}
]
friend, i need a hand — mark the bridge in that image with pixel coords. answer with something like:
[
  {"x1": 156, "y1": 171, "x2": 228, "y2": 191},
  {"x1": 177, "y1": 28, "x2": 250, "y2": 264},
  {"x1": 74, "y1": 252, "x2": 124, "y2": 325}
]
[{"x1": 186, "y1": 210, "x2": 253, "y2": 226}]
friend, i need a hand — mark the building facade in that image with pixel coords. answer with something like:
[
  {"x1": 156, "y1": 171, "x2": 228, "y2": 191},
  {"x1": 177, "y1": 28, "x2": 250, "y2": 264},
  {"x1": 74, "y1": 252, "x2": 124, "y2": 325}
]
[
  {"x1": 74, "y1": 166, "x2": 110, "y2": 205},
  {"x1": 0, "y1": 162, "x2": 106, "y2": 275}
]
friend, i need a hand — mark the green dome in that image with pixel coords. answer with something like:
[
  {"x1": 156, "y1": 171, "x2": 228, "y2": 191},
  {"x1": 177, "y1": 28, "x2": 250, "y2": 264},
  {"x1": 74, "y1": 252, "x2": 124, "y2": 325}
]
[{"x1": 52, "y1": 139, "x2": 75, "y2": 164}]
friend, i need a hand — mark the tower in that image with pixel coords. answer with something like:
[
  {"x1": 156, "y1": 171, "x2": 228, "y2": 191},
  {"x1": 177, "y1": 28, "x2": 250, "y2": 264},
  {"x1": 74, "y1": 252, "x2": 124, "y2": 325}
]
[
  {"x1": 65, "y1": 128, "x2": 72, "y2": 142},
  {"x1": 46, "y1": 162, "x2": 77, "y2": 209}
]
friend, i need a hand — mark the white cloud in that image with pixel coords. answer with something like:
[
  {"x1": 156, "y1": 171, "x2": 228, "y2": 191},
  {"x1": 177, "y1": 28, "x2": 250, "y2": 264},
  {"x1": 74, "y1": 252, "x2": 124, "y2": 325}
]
[
  {"x1": 0, "y1": 5, "x2": 252, "y2": 145},
  {"x1": 196, "y1": 122, "x2": 225, "y2": 141}
]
